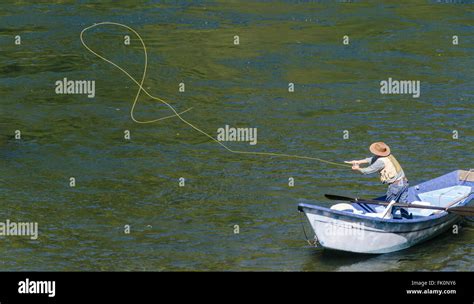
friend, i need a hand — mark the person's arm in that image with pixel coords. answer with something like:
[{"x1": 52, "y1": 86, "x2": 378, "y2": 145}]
[
  {"x1": 345, "y1": 157, "x2": 372, "y2": 165},
  {"x1": 353, "y1": 158, "x2": 385, "y2": 175}
]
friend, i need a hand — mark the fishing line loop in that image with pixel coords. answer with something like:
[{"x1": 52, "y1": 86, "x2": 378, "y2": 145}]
[{"x1": 80, "y1": 22, "x2": 350, "y2": 168}]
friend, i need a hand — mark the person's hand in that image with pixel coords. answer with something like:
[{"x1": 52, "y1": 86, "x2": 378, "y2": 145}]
[
  {"x1": 352, "y1": 164, "x2": 360, "y2": 171},
  {"x1": 345, "y1": 160, "x2": 360, "y2": 165}
]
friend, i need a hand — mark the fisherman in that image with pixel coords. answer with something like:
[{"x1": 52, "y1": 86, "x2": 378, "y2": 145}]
[{"x1": 346, "y1": 142, "x2": 411, "y2": 218}]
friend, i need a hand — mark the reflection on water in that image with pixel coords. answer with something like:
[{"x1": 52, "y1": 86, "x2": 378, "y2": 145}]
[{"x1": 0, "y1": 2, "x2": 473, "y2": 270}]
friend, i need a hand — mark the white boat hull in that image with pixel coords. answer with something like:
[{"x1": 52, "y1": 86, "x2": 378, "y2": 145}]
[{"x1": 305, "y1": 212, "x2": 458, "y2": 254}]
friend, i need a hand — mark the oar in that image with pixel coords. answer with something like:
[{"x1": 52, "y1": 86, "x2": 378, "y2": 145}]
[{"x1": 324, "y1": 194, "x2": 474, "y2": 217}]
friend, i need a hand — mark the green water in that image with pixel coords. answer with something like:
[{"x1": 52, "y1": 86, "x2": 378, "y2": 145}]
[{"x1": 0, "y1": 1, "x2": 473, "y2": 271}]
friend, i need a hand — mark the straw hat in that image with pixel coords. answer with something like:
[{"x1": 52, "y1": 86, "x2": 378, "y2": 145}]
[{"x1": 369, "y1": 142, "x2": 391, "y2": 157}]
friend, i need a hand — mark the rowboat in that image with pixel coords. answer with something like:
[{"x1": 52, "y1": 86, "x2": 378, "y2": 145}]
[{"x1": 298, "y1": 170, "x2": 473, "y2": 254}]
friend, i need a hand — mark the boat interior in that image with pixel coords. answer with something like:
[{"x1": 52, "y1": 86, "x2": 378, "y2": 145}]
[{"x1": 331, "y1": 170, "x2": 474, "y2": 220}]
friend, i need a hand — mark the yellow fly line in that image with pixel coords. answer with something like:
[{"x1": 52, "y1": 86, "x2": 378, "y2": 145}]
[{"x1": 80, "y1": 22, "x2": 350, "y2": 168}]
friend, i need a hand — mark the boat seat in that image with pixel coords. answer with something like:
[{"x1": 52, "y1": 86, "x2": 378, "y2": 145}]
[
  {"x1": 416, "y1": 185, "x2": 471, "y2": 207},
  {"x1": 407, "y1": 201, "x2": 434, "y2": 217},
  {"x1": 330, "y1": 203, "x2": 363, "y2": 214},
  {"x1": 331, "y1": 202, "x2": 396, "y2": 219}
]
